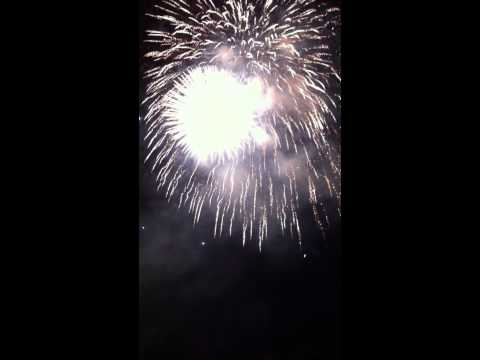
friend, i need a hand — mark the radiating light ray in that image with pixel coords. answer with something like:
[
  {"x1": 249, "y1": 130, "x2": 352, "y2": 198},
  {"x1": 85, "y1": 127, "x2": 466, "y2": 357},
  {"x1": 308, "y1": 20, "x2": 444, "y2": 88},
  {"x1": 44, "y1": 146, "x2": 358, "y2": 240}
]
[{"x1": 143, "y1": 0, "x2": 341, "y2": 249}]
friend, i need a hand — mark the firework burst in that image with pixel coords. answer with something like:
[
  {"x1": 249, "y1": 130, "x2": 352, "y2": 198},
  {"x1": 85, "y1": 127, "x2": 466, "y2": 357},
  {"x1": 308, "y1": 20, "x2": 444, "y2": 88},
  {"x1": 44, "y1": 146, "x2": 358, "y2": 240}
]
[{"x1": 142, "y1": 0, "x2": 341, "y2": 250}]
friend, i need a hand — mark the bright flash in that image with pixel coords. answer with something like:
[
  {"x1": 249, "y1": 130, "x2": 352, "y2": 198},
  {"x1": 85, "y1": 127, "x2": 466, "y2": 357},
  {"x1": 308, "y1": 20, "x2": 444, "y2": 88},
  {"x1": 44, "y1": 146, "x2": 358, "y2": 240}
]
[{"x1": 163, "y1": 67, "x2": 271, "y2": 162}]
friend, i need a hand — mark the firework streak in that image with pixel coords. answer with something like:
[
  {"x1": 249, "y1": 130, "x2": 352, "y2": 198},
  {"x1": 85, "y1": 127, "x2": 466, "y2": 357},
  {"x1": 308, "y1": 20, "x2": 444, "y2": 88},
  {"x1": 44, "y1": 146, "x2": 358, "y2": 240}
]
[{"x1": 143, "y1": 0, "x2": 341, "y2": 250}]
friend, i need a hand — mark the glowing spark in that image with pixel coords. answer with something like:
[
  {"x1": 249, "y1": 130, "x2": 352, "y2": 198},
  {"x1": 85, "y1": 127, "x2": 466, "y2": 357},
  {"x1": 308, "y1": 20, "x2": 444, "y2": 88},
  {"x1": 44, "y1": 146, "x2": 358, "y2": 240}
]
[
  {"x1": 163, "y1": 67, "x2": 271, "y2": 163},
  {"x1": 142, "y1": 0, "x2": 341, "y2": 248}
]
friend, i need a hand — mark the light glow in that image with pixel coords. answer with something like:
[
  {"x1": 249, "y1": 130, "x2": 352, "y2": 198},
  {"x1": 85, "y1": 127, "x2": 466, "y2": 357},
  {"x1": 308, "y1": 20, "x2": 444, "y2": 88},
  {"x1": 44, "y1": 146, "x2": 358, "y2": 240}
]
[{"x1": 164, "y1": 67, "x2": 271, "y2": 162}]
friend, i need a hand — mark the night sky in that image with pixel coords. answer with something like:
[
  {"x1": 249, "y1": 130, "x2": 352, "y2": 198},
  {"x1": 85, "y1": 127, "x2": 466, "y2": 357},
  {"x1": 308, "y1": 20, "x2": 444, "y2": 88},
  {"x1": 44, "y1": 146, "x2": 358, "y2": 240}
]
[
  {"x1": 139, "y1": 1, "x2": 341, "y2": 358},
  {"x1": 139, "y1": 124, "x2": 340, "y2": 359},
  {"x1": 6, "y1": 1, "x2": 461, "y2": 359}
]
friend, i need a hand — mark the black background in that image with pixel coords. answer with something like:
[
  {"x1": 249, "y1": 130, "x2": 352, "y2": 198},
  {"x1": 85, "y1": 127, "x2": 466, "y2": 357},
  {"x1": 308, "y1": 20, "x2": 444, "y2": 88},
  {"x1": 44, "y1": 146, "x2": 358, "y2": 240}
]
[{"x1": 5, "y1": 0, "x2": 469, "y2": 359}]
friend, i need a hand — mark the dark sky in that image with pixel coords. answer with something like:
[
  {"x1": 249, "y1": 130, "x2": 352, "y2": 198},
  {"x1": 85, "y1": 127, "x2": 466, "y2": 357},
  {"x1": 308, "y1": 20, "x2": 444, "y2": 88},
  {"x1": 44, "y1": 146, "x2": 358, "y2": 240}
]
[
  {"x1": 139, "y1": 1, "x2": 341, "y2": 358},
  {"x1": 139, "y1": 138, "x2": 340, "y2": 359},
  {"x1": 7, "y1": 1, "x2": 461, "y2": 359}
]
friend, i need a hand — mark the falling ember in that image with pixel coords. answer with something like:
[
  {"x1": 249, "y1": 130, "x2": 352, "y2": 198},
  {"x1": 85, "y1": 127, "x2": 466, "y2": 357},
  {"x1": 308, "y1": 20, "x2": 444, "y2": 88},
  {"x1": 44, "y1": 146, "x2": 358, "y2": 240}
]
[{"x1": 142, "y1": 0, "x2": 341, "y2": 249}]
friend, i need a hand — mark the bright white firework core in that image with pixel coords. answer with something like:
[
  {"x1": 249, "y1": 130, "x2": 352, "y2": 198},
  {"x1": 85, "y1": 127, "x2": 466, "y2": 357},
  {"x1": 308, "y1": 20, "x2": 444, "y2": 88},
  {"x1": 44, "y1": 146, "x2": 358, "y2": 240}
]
[{"x1": 164, "y1": 67, "x2": 271, "y2": 162}]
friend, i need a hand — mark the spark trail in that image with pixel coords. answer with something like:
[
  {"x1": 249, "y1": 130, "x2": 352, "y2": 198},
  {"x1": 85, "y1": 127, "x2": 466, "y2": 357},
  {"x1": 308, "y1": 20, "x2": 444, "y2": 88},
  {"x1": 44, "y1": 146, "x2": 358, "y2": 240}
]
[{"x1": 142, "y1": 0, "x2": 341, "y2": 249}]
